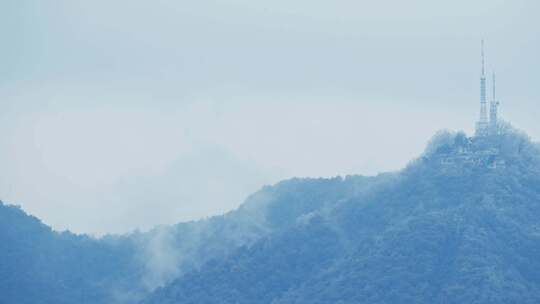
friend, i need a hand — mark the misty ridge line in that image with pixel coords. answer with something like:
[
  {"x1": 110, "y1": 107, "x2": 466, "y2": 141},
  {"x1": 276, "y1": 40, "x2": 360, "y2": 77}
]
[
  {"x1": 1, "y1": 1, "x2": 539, "y2": 303},
  {"x1": 2, "y1": 118, "x2": 540, "y2": 304},
  {"x1": 0, "y1": 165, "x2": 393, "y2": 303}
]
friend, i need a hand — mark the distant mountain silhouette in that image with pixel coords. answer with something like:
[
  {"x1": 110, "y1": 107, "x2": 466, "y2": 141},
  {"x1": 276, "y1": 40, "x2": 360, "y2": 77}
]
[{"x1": 3, "y1": 125, "x2": 540, "y2": 304}]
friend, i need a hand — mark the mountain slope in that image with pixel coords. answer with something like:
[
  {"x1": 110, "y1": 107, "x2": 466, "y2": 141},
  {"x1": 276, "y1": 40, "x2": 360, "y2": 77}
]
[
  {"x1": 143, "y1": 128, "x2": 540, "y2": 304},
  {"x1": 0, "y1": 170, "x2": 377, "y2": 303},
  {"x1": 0, "y1": 202, "x2": 142, "y2": 304},
  {"x1": 3, "y1": 126, "x2": 539, "y2": 304}
]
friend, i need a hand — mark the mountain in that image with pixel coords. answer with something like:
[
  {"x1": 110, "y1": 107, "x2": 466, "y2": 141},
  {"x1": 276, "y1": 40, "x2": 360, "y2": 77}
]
[
  {"x1": 0, "y1": 202, "x2": 141, "y2": 304},
  {"x1": 0, "y1": 163, "x2": 375, "y2": 303},
  {"x1": 142, "y1": 127, "x2": 540, "y2": 304},
  {"x1": 2, "y1": 125, "x2": 540, "y2": 304}
]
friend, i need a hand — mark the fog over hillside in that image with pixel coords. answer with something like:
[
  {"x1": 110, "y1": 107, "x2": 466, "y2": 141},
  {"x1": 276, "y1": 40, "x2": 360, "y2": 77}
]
[
  {"x1": 2, "y1": 1, "x2": 540, "y2": 303},
  {"x1": 1, "y1": 0, "x2": 539, "y2": 234},
  {"x1": 2, "y1": 125, "x2": 540, "y2": 303}
]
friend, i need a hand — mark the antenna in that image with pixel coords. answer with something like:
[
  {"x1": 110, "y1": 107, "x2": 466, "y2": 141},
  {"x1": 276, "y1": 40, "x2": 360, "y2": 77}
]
[
  {"x1": 481, "y1": 39, "x2": 486, "y2": 76},
  {"x1": 476, "y1": 39, "x2": 489, "y2": 136},
  {"x1": 492, "y1": 72, "x2": 496, "y2": 100},
  {"x1": 489, "y1": 71, "x2": 499, "y2": 134},
  {"x1": 481, "y1": 39, "x2": 485, "y2": 76}
]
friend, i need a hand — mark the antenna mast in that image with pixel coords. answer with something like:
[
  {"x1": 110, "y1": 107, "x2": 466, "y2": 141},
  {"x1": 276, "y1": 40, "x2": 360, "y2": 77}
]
[
  {"x1": 481, "y1": 40, "x2": 485, "y2": 77},
  {"x1": 489, "y1": 72, "x2": 500, "y2": 134},
  {"x1": 492, "y1": 72, "x2": 496, "y2": 100},
  {"x1": 476, "y1": 40, "x2": 489, "y2": 136}
]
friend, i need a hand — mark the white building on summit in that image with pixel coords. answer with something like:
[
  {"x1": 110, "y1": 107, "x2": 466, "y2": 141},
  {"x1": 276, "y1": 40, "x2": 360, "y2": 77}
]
[{"x1": 475, "y1": 40, "x2": 500, "y2": 137}]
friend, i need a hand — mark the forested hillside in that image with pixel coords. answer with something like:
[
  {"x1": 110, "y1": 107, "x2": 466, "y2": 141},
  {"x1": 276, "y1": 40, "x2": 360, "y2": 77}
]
[
  {"x1": 143, "y1": 128, "x2": 540, "y2": 304},
  {"x1": 3, "y1": 127, "x2": 540, "y2": 304},
  {"x1": 0, "y1": 202, "x2": 140, "y2": 303},
  {"x1": 0, "y1": 170, "x2": 377, "y2": 303}
]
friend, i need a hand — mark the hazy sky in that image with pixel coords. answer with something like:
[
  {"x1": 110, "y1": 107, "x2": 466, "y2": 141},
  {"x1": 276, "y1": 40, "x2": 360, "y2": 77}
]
[{"x1": 1, "y1": 0, "x2": 539, "y2": 235}]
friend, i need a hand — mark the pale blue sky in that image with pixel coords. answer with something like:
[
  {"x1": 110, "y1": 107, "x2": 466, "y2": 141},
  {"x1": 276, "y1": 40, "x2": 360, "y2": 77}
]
[{"x1": 1, "y1": 0, "x2": 539, "y2": 234}]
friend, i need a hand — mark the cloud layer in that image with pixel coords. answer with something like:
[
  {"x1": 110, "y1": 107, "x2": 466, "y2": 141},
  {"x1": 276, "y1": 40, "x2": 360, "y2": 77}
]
[{"x1": 1, "y1": 0, "x2": 539, "y2": 234}]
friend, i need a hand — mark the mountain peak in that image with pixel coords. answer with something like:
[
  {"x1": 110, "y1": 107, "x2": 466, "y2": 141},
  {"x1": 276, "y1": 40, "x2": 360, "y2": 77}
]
[
  {"x1": 413, "y1": 123, "x2": 540, "y2": 175},
  {"x1": 140, "y1": 126, "x2": 540, "y2": 304}
]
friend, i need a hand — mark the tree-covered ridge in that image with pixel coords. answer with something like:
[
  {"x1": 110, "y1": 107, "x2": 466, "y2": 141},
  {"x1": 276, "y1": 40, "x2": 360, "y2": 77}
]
[
  {"x1": 420, "y1": 123, "x2": 540, "y2": 169},
  {"x1": 0, "y1": 174, "x2": 377, "y2": 303},
  {"x1": 143, "y1": 126, "x2": 540, "y2": 304},
  {"x1": 2, "y1": 125, "x2": 540, "y2": 304},
  {"x1": 0, "y1": 201, "x2": 143, "y2": 304}
]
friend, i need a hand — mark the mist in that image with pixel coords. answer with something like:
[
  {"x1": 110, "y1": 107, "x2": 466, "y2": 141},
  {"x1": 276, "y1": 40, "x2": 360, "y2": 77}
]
[{"x1": 1, "y1": 0, "x2": 539, "y2": 234}]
